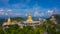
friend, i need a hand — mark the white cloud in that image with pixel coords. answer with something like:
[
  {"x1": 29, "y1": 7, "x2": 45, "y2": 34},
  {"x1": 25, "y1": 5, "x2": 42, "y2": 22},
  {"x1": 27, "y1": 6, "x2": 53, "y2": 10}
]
[
  {"x1": 0, "y1": 12, "x2": 4, "y2": 15},
  {"x1": 13, "y1": 13, "x2": 25, "y2": 17},
  {"x1": 34, "y1": 11, "x2": 39, "y2": 17},
  {"x1": 48, "y1": 10, "x2": 53, "y2": 13},
  {"x1": 40, "y1": 13, "x2": 44, "y2": 16},
  {"x1": 47, "y1": 10, "x2": 53, "y2": 15},
  {"x1": 0, "y1": 9, "x2": 13, "y2": 16},
  {"x1": 0, "y1": 9, "x2": 4, "y2": 15},
  {"x1": 7, "y1": 9, "x2": 12, "y2": 12},
  {"x1": 25, "y1": 13, "x2": 28, "y2": 16},
  {"x1": 5, "y1": 13, "x2": 8, "y2": 15},
  {"x1": 0, "y1": 9, "x2": 4, "y2": 12},
  {"x1": 34, "y1": 11, "x2": 45, "y2": 17}
]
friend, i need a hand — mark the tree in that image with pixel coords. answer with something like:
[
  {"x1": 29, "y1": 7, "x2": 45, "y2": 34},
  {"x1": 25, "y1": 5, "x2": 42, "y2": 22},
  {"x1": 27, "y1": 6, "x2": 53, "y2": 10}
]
[
  {"x1": 0, "y1": 26, "x2": 4, "y2": 34},
  {"x1": 45, "y1": 20, "x2": 56, "y2": 34}
]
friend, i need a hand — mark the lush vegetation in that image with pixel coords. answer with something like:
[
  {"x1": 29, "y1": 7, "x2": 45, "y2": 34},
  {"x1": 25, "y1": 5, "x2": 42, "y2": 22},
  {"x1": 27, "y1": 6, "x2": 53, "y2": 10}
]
[
  {"x1": 0, "y1": 20, "x2": 60, "y2": 34},
  {"x1": 0, "y1": 14, "x2": 60, "y2": 34},
  {"x1": 1, "y1": 21, "x2": 60, "y2": 34}
]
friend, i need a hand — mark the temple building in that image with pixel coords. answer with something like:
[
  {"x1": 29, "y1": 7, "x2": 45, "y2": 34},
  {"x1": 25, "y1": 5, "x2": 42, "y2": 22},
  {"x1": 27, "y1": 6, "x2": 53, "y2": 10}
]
[
  {"x1": 19, "y1": 13, "x2": 44, "y2": 28},
  {"x1": 3, "y1": 12, "x2": 45, "y2": 28},
  {"x1": 50, "y1": 16, "x2": 57, "y2": 24},
  {"x1": 3, "y1": 17, "x2": 11, "y2": 26}
]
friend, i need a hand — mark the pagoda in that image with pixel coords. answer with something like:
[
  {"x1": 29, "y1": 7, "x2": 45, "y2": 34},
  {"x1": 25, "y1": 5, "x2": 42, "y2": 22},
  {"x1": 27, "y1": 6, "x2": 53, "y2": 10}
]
[
  {"x1": 7, "y1": 17, "x2": 11, "y2": 25},
  {"x1": 27, "y1": 12, "x2": 33, "y2": 22}
]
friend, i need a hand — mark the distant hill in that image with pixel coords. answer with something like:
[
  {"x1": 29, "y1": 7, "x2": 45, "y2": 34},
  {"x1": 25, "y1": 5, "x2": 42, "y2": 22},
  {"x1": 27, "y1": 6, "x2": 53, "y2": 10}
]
[
  {"x1": 47, "y1": 14, "x2": 60, "y2": 24},
  {"x1": 52, "y1": 14, "x2": 60, "y2": 24},
  {"x1": 10, "y1": 17, "x2": 25, "y2": 22},
  {"x1": 52, "y1": 14, "x2": 60, "y2": 20},
  {"x1": 0, "y1": 19, "x2": 5, "y2": 26}
]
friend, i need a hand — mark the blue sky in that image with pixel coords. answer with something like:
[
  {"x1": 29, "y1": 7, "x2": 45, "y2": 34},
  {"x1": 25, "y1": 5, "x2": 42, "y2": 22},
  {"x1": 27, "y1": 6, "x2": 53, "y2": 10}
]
[{"x1": 0, "y1": 0, "x2": 60, "y2": 17}]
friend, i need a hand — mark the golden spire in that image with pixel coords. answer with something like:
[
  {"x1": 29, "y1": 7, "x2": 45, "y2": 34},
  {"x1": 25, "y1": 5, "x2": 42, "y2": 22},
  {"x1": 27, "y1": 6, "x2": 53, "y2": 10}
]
[
  {"x1": 27, "y1": 11, "x2": 33, "y2": 22},
  {"x1": 7, "y1": 17, "x2": 11, "y2": 25},
  {"x1": 7, "y1": 10, "x2": 11, "y2": 25}
]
